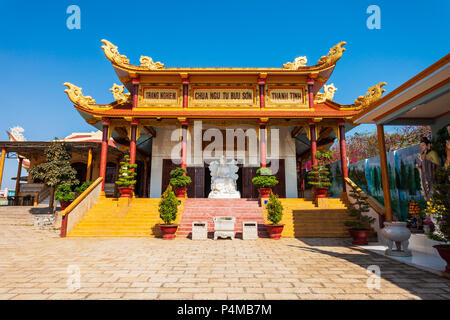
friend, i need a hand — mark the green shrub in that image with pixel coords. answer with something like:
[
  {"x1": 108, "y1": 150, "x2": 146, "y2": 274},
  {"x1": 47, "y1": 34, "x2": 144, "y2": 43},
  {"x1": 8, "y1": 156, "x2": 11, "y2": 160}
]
[
  {"x1": 55, "y1": 184, "x2": 75, "y2": 202},
  {"x1": 344, "y1": 184, "x2": 375, "y2": 230},
  {"x1": 252, "y1": 167, "x2": 279, "y2": 188},
  {"x1": 426, "y1": 166, "x2": 450, "y2": 243},
  {"x1": 169, "y1": 167, "x2": 192, "y2": 189},
  {"x1": 159, "y1": 186, "x2": 179, "y2": 225},
  {"x1": 74, "y1": 181, "x2": 93, "y2": 195},
  {"x1": 115, "y1": 155, "x2": 137, "y2": 187},
  {"x1": 307, "y1": 150, "x2": 333, "y2": 189},
  {"x1": 266, "y1": 192, "x2": 283, "y2": 225}
]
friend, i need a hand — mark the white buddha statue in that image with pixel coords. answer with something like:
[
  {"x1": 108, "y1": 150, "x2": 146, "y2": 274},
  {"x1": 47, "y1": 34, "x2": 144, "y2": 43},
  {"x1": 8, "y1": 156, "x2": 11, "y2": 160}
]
[{"x1": 208, "y1": 156, "x2": 240, "y2": 198}]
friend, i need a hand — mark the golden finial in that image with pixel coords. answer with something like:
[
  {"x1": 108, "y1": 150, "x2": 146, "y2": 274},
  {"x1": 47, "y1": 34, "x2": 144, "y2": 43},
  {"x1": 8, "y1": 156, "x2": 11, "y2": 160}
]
[
  {"x1": 139, "y1": 56, "x2": 164, "y2": 70},
  {"x1": 317, "y1": 41, "x2": 347, "y2": 67},
  {"x1": 354, "y1": 82, "x2": 387, "y2": 109},
  {"x1": 283, "y1": 56, "x2": 308, "y2": 70},
  {"x1": 314, "y1": 83, "x2": 338, "y2": 103},
  {"x1": 101, "y1": 39, "x2": 130, "y2": 66},
  {"x1": 63, "y1": 82, "x2": 96, "y2": 108},
  {"x1": 110, "y1": 83, "x2": 132, "y2": 104}
]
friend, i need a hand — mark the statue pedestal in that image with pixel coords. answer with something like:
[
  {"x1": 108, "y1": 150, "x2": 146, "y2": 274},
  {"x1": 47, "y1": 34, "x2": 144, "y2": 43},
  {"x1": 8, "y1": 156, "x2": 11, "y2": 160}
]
[{"x1": 208, "y1": 191, "x2": 241, "y2": 199}]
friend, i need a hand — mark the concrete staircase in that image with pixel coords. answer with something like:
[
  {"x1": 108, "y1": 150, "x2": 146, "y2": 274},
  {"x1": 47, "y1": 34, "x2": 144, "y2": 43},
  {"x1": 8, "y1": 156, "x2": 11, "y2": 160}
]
[
  {"x1": 67, "y1": 198, "x2": 183, "y2": 237},
  {"x1": 177, "y1": 198, "x2": 268, "y2": 239},
  {"x1": 264, "y1": 198, "x2": 356, "y2": 238}
]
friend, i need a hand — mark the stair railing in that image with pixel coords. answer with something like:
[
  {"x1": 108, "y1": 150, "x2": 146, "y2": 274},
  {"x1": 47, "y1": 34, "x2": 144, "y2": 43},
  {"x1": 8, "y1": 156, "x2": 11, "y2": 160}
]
[
  {"x1": 60, "y1": 177, "x2": 103, "y2": 237},
  {"x1": 344, "y1": 177, "x2": 385, "y2": 229}
]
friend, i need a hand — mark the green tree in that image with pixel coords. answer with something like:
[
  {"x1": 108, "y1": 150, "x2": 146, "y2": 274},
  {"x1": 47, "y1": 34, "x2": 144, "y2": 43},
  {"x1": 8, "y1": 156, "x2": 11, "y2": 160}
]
[
  {"x1": 29, "y1": 141, "x2": 79, "y2": 210},
  {"x1": 158, "y1": 185, "x2": 179, "y2": 225},
  {"x1": 266, "y1": 192, "x2": 283, "y2": 225},
  {"x1": 399, "y1": 160, "x2": 407, "y2": 191},
  {"x1": 407, "y1": 165, "x2": 416, "y2": 196},
  {"x1": 414, "y1": 167, "x2": 422, "y2": 193}
]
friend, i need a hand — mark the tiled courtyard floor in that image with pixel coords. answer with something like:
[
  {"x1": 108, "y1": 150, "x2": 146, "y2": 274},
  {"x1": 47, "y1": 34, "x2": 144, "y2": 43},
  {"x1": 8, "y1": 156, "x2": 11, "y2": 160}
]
[{"x1": 1, "y1": 215, "x2": 450, "y2": 300}]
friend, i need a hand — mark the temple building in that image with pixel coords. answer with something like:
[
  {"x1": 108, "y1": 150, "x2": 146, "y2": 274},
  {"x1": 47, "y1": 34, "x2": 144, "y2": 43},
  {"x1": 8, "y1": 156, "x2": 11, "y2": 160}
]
[{"x1": 60, "y1": 40, "x2": 382, "y2": 200}]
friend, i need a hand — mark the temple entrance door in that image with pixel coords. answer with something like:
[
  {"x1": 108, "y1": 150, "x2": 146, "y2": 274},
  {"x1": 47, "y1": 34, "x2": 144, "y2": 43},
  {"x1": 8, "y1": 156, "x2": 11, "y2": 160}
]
[
  {"x1": 187, "y1": 167, "x2": 205, "y2": 198},
  {"x1": 161, "y1": 159, "x2": 178, "y2": 194},
  {"x1": 270, "y1": 159, "x2": 286, "y2": 198},
  {"x1": 242, "y1": 166, "x2": 259, "y2": 198}
]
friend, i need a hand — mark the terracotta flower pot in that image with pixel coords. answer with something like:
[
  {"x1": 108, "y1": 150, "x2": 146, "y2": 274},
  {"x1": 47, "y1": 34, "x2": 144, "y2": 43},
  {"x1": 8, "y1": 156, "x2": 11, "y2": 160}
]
[
  {"x1": 315, "y1": 188, "x2": 328, "y2": 198},
  {"x1": 159, "y1": 224, "x2": 178, "y2": 240},
  {"x1": 349, "y1": 229, "x2": 370, "y2": 245},
  {"x1": 59, "y1": 201, "x2": 73, "y2": 210},
  {"x1": 174, "y1": 187, "x2": 186, "y2": 198},
  {"x1": 434, "y1": 245, "x2": 450, "y2": 273},
  {"x1": 118, "y1": 187, "x2": 133, "y2": 198},
  {"x1": 258, "y1": 188, "x2": 271, "y2": 198},
  {"x1": 266, "y1": 224, "x2": 284, "y2": 239}
]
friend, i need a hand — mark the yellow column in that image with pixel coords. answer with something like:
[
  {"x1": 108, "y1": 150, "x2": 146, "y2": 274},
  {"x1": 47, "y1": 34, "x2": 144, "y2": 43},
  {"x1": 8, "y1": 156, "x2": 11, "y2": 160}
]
[
  {"x1": 0, "y1": 148, "x2": 6, "y2": 189},
  {"x1": 86, "y1": 147, "x2": 93, "y2": 182},
  {"x1": 377, "y1": 124, "x2": 393, "y2": 221}
]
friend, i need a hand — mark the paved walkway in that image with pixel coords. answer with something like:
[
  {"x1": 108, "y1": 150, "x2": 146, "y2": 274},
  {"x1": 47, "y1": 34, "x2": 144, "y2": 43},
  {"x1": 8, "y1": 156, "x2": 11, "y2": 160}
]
[{"x1": 1, "y1": 209, "x2": 450, "y2": 300}]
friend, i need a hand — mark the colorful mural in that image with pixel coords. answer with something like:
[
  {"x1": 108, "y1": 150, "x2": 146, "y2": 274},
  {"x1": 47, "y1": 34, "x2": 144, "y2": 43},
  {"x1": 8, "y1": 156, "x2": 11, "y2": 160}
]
[{"x1": 340, "y1": 144, "x2": 426, "y2": 221}]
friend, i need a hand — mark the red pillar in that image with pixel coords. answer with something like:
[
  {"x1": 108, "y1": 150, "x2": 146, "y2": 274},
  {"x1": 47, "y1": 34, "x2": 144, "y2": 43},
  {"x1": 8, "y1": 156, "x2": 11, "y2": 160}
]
[
  {"x1": 180, "y1": 120, "x2": 188, "y2": 170},
  {"x1": 259, "y1": 120, "x2": 267, "y2": 168},
  {"x1": 258, "y1": 76, "x2": 266, "y2": 109},
  {"x1": 182, "y1": 77, "x2": 189, "y2": 109},
  {"x1": 307, "y1": 78, "x2": 314, "y2": 109},
  {"x1": 338, "y1": 120, "x2": 348, "y2": 193},
  {"x1": 308, "y1": 120, "x2": 317, "y2": 166},
  {"x1": 100, "y1": 119, "x2": 110, "y2": 191},
  {"x1": 132, "y1": 78, "x2": 140, "y2": 108},
  {"x1": 129, "y1": 119, "x2": 139, "y2": 165}
]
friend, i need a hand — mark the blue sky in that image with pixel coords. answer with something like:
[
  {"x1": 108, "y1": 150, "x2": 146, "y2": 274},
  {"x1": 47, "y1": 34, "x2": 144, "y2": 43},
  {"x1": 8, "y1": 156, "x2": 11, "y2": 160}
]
[{"x1": 0, "y1": 0, "x2": 449, "y2": 188}]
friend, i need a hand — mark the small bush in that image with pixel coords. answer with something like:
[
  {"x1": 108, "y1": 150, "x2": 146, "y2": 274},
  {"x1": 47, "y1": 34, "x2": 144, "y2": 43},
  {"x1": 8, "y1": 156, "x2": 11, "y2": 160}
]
[
  {"x1": 344, "y1": 184, "x2": 375, "y2": 230},
  {"x1": 115, "y1": 155, "x2": 137, "y2": 188},
  {"x1": 266, "y1": 192, "x2": 283, "y2": 225},
  {"x1": 74, "y1": 181, "x2": 93, "y2": 195},
  {"x1": 159, "y1": 185, "x2": 179, "y2": 225},
  {"x1": 169, "y1": 168, "x2": 192, "y2": 189},
  {"x1": 252, "y1": 167, "x2": 279, "y2": 188},
  {"x1": 55, "y1": 184, "x2": 75, "y2": 202}
]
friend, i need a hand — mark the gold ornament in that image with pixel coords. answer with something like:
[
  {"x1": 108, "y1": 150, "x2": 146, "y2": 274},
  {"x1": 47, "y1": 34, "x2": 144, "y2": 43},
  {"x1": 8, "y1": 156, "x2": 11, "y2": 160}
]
[
  {"x1": 101, "y1": 39, "x2": 130, "y2": 67},
  {"x1": 110, "y1": 83, "x2": 132, "y2": 104},
  {"x1": 283, "y1": 56, "x2": 308, "y2": 70},
  {"x1": 314, "y1": 83, "x2": 337, "y2": 103},
  {"x1": 354, "y1": 82, "x2": 387, "y2": 109},
  {"x1": 317, "y1": 41, "x2": 346, "y2": 67},
  {"x1": 63, "y1": 82, "x2": 96, "y2": 108},
  {"x1": 139, "y1": 56, "x2": 164, "y2": 70}
]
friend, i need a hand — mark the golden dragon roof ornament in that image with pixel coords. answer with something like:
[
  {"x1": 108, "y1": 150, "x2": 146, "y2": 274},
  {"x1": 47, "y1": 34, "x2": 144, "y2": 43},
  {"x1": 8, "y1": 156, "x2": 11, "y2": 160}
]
[
  {"x1": 314, "y1": 83, "x2": 337, "y2": 103},
  {"x1": 101, "y1": 39, "x2": 164, "y2": 70},
  {"x1": 110, "y1": 83, "x2": 132, "y2": 104},
  {"x1": 63, "y1": 82, "x2": 96, "y2": 108},
  {"x1": 317, "y1": 41, "x2": 346, "y2": 67},
  {"x1": 283, "y1": 56, "x2": 308, "y2": 70},
  {"x1": 354, "y1": 82, "x2": 387, "y2": 110}
]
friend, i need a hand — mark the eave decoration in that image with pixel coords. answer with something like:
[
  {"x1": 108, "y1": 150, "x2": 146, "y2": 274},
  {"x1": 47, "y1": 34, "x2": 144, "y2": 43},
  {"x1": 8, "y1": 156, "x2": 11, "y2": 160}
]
[
  {"x1": 283, "y1": 56, "x2": 308, "y2": 70},
  {"x1": 63, "y1": 82, "x2": 96, "y2": 109},
  {"x1": 314, "y1": 83, "x2": 337, "y2": 103},
  {"x1": 317, "y1": 41, "x2": 346, "y2": 67},
  {"x1": 354, "y1": 82, "x2": 387, "y2": 110},
  {"x1": 101, "y1": 39, "x2": 164, "y2": 70},
  {"x1": 110, "y1": 83, "x2": 132, "y2": 104}
]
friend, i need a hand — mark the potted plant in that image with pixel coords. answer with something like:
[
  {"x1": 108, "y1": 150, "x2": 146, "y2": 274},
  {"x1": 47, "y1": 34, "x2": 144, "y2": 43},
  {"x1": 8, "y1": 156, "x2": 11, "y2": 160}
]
[
  {"x1": 252, "y1": 167, "x2": 279, "y2": 198},
  {"x1": 169, "y1": 167, "x2": 192, "y2": 198},
  {"x1": 74, "y1": 181, "x2": 93, "y2": 197},
  {"x1": 158, "y1": 185, "x2": 180, "y2": 239},
  {"x1": 55, "y1": 184, "x2": 76, "y2": 210},
  {"x1": 425, "y1": 166, "x2": 450, "y2": 273},
  {"x1": 265, "y1": 192, "x2": 284, "y2": 239},
  {"x1": 307, "y1": 150, "x2": 333, "y2": 198},
  {"x1": 344, "y1": 184, "x2": 376, "y2": 245},
  {"x1": 115, "y1": 155, "x2": 137, "y2": 198}
]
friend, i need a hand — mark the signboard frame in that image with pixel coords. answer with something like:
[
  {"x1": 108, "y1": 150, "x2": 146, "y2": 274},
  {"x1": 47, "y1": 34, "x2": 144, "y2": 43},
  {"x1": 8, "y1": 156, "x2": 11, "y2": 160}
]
[
  {"x1": 138, "y1": 85, "x2": 182, "y2": 108},
  {"x1": 266, "y1": 85, "x2": 308, "y2": 108},
  {"x1": 189, "y1": 84, "x2": 258, "y2": 108}
]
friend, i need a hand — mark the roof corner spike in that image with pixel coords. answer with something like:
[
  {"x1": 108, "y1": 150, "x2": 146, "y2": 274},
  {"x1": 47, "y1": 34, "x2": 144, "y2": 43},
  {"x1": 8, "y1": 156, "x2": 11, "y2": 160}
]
[
  {"x1": 100, "y1": 39, "x2": 130, "y2": 67},
  {"x1": 63, "y1": 82, "x2": 96, "y2": 109},
  {"x1": 317, "y1": 41, "x2": 347, "y2": 67},
  {"x1": 354, "y1": 82, "x2": 387, "y2": 110}
]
